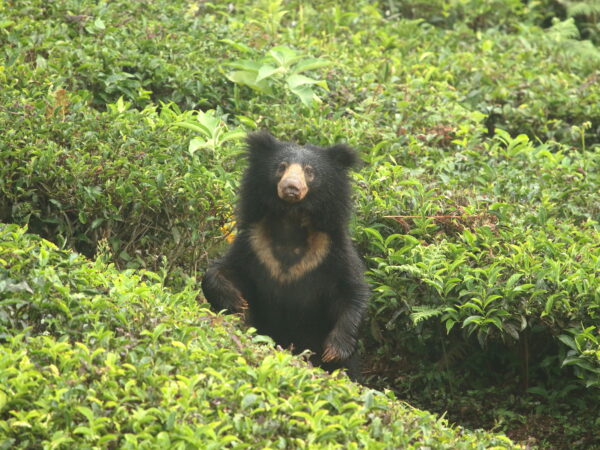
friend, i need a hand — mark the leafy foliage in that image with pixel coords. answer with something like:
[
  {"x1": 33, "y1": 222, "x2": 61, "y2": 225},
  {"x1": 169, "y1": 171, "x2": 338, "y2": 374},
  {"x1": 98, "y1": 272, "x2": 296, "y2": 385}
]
[
  {"x1": 561, "y1": 0, "x2": 600, "y2": 43},
  {"x1": 1, "y1": 0, "x2": 599, "y2": 447},
  {"x1": 0, "y1": 224, "x2": 514, "y2": 447},
  {"x1": 225, "y1": 45, "x2": 331, "y2": 107},
  {"x1": 0, "y1": 88, "x2": 242, "y2": 281},
  {"x1": 172, "y1": 109, "x2": 246, "y2": 157}
]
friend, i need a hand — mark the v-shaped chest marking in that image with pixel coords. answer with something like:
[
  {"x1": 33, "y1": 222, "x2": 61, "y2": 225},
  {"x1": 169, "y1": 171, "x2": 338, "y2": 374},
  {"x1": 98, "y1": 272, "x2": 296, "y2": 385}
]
[{"x1": 249, "y1": 222, "x2": 331, "y2": 284}]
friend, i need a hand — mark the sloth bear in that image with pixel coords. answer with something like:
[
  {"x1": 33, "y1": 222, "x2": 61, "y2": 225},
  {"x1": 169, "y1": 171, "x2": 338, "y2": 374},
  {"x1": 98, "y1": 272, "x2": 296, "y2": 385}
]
[{"x1": 202, "y1": 131, "x2": 369, "y2": 378}]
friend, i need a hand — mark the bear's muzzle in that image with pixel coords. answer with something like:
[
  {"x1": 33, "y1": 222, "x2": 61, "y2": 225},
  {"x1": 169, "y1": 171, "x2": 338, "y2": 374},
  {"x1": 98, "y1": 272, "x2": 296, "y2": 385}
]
[{"x1": 278, "y1": 163, "x2": 308, "y2": 203}]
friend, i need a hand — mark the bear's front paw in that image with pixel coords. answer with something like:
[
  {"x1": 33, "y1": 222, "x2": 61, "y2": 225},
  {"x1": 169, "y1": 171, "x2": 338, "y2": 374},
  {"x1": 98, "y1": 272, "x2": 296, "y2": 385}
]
[
  {"x1": 225, "y1": 294, "x2": 248, "y2": 313},
  {"x1": 322, "y1": 332, "x2": 355, "y2": 363},
  {"x1": 238, "y1": 297, "x2": 249, "y2": 311},
  {"x1": 210, "y1": 282, "x2": 247, "y2": 314}
]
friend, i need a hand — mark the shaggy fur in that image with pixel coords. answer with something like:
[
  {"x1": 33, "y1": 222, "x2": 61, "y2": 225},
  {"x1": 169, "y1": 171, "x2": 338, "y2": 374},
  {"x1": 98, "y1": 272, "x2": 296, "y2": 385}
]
[{"x1": 202, "y1": 131, "x2": 369, "y2": 378}]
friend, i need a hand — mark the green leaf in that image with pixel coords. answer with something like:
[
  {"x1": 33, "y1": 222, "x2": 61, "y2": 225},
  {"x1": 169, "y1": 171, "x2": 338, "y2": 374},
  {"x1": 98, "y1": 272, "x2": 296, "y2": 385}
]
[
  {"x1": 91, "y1": 218, "x2": 104, "y2": 230},
  {"x1": 172, "y1": 121, "x2": 210, "y2": 135},
  {"x1": 292, "y1": 58, "x2": 331, "y2": 74},
  {"x1": 558, "y1": 334, "x2": 578, "y2": 351},
  {"x1": 0, "y1": 20, "x2": 16, "y2": 29},
  {"x1": 505, "y1": 273, "x2": 522, "y2": 289},
  {"x1": 383, "y1": 234, "x2": 404, "y2": 247},
  {"x1": 98, "y1": 434, "x2": 118, "y2": 445},
  {"x1": 503, "y1": 322, "x2": 520, "y2": 340},
  {"x1": 256, "y1": 64, "x2": 282, "y2": 82},
  {"x1": 286, "y1": 74, "x2": 319, "y2": 89},
  {"x1": 241, "y1": 393, "x2": 258, "y2": 409},
  {"x1": 226, "y1": 71, "x2": 271, "y2": 93},
  {"x1": 94, "y1": 17, "x2": 106, "y2": 30},
  {"x1": 220, "y1": 39, "x2": 254, "y2": 54},
  {"x1": 410, "y1": 306, "x2": 444, "y2": 324},
  {"x1": 76, "y1": 406, "x2": 94, "y2": 422},
  {"x1": 196, "y1": 111, "x2": 221, "y2": 134},
  {"x1": 289, "y1": 85, "x2": 315, "y2": 106},
  {"x1": 73, "y1": 426, "x2": 93, "y2": 436},
  {"x1": 462, "y1": 315, "x2": 483, "y2": 327},
  {"x1": 226, "y1": 59, "x2": 262, "y2": 72},
  {"x1": 220, "y1": 130, "x2": 246, "y2": 144},
  {"x1": 512, "y1": 283, "x2": 535, "y2": 293},
  {"x1": 361, "y1": 227, "x2": 384, "y2": 244},
  {"x1": 48, "y1": 431, "x2": 73, "y2": 449},
  {"x1": 268, "y1": 46, "x2": 299, "y2": 67},
  {"x1": 0, "y1": 391, "x2": 7, "y2": 410}
]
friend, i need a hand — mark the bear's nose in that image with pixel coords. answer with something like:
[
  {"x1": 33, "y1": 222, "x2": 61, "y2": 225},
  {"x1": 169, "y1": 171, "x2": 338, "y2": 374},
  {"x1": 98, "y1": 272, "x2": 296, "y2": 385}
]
[
  {"x1": 277, "y1": 163, "x2": 308, "y2": 203},
  {"x1": 281, "y1": 178, "x2": 301, "y2": 201}
]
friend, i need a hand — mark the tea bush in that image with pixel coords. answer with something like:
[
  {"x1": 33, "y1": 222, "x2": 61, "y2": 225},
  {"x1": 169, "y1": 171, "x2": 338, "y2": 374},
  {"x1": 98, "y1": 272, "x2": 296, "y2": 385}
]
[
  {"x1": 0, "y1": 224, "x2": 515, "y2": 448},
  {"x1": 1, "y1": 0, "x2": 599, "y2": 446},
  {"x1": 0, "y1": 85, "x2": 243, "y2": 279},
  {"x1": 356, "y1": 129, "x2": 599, "y2": 387},
  {"x1": 1, "y1": 0, "x2": 234, "y2": 109}
]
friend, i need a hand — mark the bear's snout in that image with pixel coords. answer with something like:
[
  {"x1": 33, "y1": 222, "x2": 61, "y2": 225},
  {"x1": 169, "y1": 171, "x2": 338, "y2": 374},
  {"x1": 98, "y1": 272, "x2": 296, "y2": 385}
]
[{"x1": 277, "y1": 163, "x2": 308, "y2": 203}]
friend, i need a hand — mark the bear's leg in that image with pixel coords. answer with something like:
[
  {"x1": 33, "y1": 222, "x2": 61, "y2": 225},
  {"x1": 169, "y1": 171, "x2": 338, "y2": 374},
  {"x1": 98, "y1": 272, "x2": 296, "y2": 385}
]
[
  {"x1": 322, "y1": 299, "x2": 365, "y2": 363},
  {"x1": 202, "y1": 264, "x2": 248, "y2": 313}
]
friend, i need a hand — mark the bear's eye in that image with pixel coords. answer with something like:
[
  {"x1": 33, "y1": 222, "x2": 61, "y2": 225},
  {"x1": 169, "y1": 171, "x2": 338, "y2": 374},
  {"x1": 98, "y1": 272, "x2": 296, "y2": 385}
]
[
  {"x1": 277, "y1": 162, "x2": 288, "y2": 175},
  {"x1": 304, "y1": 165, "x2": 315, "y2": 182}
]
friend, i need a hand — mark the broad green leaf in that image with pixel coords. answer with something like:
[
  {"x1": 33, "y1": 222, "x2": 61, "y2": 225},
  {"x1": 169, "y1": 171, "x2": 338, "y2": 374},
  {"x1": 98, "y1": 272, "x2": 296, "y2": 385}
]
[
  {"x1": 196, "y1": 111, "x2": 221, "y2": 135},
  {"x1": 73, "y1": 426, "x2": 93, "y2": 436},
  {"x1": 462, "y1": 315, "x2": 483, "y2": 327},
  {"x1": 383, "y1": 233, "x2": 404, "y2": 247},
  {"x1": 512, "y1": 283, "x2": 535, "y2": 293},
  {"x1": 220, "y1": 130, "x2": 247, "y2": 144},
  {"x1": 225, "y1": 59, "x2": 262, "y2": 72},
  {"x1": 226, "y1": 71, "x2": 271, "y2": 93},
  {"x1": 94, "y1": 17, "x2": 105, "y2": 30},
  {"x1": 241, "y1": 393, "x2": 258, "y2": 409},
  {"x1": 172, "y1": 121, "x2": 210, "y2": 136},
  {"x1": 292, "y1": 58, "x2": 331, "y2": 74},
  {"x1": 256, "y1": 64, "x2": 282, "y2": 82},
  {"x1": 503, "y1": 322, "x2": 520, "y2": 340},
  {"x1": 286, "y1": 73, "x2": 320, "y2": 89},
  {"x1": 505, "y1": 273, "x2": 522, "y2": 289},
  {"x1": 220, "y1": 39, "x2": 254, "y2": 54},
  {"x1": 290, "y1": 85, "x2": 316, "y2": 107},
  {"x1": 269, "y1": 46, "x2": 299, "y2": 67},
  {"x1": 558, "y1": 334, "x2": 578, "y2": 351},
  {"x1": 76, "y1": 406, "x2": 94, "y2": 422}
]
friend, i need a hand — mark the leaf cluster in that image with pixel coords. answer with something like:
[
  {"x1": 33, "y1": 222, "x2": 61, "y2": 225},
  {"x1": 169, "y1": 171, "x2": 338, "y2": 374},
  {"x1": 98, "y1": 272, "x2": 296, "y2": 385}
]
[
  {"x1": 1, "y1": 0, "x2": 600, "y2": 445},
  {"x1": 224, "y1": 44, "x2": 331, "y2": 107},
  {"x1": 0, "y1": 224, "x2": 515, "y2": 448}
]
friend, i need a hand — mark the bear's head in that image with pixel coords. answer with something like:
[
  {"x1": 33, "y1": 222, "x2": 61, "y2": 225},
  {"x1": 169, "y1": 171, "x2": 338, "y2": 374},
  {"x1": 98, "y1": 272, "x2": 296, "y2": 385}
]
[{"x1": 238, "y1": 131, "x2": 360, "y2": 230}]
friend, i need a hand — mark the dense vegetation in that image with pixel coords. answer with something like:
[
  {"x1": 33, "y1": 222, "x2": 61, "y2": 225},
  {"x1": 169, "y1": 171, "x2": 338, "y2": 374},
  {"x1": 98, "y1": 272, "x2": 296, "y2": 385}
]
[
  {"x1": 1, "y1": 0, "x2": 598, "y2": 447},
  {"x1": 2, "y1": 224, "x2": 516, "y2": 447}
]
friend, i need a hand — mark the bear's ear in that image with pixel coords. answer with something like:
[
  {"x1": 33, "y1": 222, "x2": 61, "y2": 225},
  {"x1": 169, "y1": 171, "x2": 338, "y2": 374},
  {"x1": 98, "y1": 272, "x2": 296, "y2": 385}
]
[
  {"x1": 326, "y1": 144, "x2": 360, "y2": 169},
  {"x1": 246, "y1": 131, "x2": 279, "y2": 155}
]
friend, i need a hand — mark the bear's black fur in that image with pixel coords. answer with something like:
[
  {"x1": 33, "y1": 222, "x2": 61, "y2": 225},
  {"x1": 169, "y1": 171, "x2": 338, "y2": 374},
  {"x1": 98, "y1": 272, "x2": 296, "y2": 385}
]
[{"x1": 202, "y1": 131, "x2": 369, "y2": 378}]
